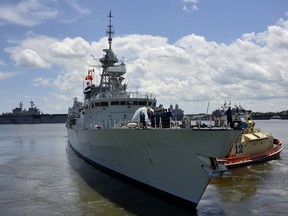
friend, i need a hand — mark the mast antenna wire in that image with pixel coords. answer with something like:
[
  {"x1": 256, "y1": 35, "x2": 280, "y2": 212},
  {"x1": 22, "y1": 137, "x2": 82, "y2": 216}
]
[{"x1": 106, "y1": 11, "x2": 114, "y2": 49}]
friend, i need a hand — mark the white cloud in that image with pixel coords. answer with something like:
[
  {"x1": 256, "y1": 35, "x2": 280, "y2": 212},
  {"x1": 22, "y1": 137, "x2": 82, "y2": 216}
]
[
  {"x1": 5, "y1": 35, "x2": 54, "y2": 68},
  {"x1": 182, "y1": 0, "x2": 199, "y2": 12},
  {"x1": 66, "y1": 0, "x2": 91, "y2": 14},
  {"x1": 0, "y1": 0, "x2": 93, "y2": 27},
  {"x1": 0, "y1": 59, "x2": 6, "y2": 66},
  {"x1": 0, "y1": 71, "x2": 16, "y2": 80},
  {"x1": 49, "y1": 37, "x2": 91, "y2": 58},
  {"x1": 5, "y1": 34, "x2": 93, "y2": 70},
  {"x1": 12, "y1": 49, "x2": 51, "y2": 68},
  {"x1": 0, "y1": 0, "x2": 58, "y2": 27},
  {"x1": 33, "y1": 77, "x2": 51, "y2": 86},
  {"x1": 111, "y1": 19, "x2": 287, "y2": 113},
  {"x1": 4, "y1": 18, "x2": 288, "y2": 113}
]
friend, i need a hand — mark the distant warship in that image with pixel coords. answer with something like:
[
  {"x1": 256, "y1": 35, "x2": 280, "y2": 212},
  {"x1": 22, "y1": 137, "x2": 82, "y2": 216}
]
[{"x1": 0, "y1": 101, "x2": 67, "y2": 124}]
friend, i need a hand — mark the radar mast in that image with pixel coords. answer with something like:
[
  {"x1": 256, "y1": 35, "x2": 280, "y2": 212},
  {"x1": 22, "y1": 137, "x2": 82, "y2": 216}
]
[
  {"x1": 98, "y1": 11, "x2": 123, "y2": 94},
  {"x1": 106, "y1": 11, "x2": 114, "y2": 50}
]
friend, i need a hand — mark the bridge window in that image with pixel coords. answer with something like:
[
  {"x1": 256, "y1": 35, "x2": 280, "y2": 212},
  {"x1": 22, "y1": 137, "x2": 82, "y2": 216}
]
[
  {"x1": 100, "y1": 102, "x2": 109, "y2": 106},
  {"x1": 111, "y1": 101, "x2": 120, "y2": 105},
  {"x1": 139, "y1": 101, "x2": 147, "y2": 106}
]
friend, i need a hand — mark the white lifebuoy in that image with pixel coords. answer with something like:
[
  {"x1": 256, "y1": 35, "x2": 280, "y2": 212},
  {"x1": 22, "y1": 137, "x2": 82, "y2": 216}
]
[{"x1": 127, "y1": 122, "x2": 137, "y2": 128}]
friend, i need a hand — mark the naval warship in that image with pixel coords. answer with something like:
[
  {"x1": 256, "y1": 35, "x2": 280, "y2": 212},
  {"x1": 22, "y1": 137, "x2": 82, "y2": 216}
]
[
  {"x1": 0, "y1": 101, "x2": 67, "y2": 124},
  {"x1": 66, "y1": 12, "x2": 242, "y2": 207}
]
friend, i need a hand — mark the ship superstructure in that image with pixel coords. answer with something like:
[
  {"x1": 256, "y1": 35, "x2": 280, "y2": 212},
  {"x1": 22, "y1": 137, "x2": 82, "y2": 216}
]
[{"x1": 67, "y1": 12, "x2": 156, "y2": 129}]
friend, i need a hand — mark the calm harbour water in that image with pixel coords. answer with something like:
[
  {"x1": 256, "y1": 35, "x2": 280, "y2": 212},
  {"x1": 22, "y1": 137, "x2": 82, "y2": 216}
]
[{"x1": 0, "y1": 120, "x2": 287, "y2": 216}]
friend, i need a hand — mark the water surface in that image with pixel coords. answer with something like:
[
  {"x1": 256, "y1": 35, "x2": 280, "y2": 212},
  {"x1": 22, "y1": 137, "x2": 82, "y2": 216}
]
[{"x1": 0, "y1": 120, "x2": 287, "y2": 215}]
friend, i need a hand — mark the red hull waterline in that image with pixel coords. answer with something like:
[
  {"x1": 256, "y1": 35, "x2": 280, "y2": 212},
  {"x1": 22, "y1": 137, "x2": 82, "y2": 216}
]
[{"x1": 218, "y1": 139, "x2": 284, "y2": 168}]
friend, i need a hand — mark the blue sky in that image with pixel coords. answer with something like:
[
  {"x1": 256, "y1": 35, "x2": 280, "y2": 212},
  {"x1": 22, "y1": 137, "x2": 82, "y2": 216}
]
[{"x1": 0, "y1": 0, "x2": 288, "y2": 114}]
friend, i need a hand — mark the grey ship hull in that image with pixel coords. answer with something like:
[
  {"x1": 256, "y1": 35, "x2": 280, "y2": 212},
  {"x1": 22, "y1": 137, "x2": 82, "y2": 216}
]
[
  {"x1": 67, "y1": 126, "x2": 241, "y2": 207},
  {"x1": 0, "y1": 114, "x2": 67, "y2": 124}
]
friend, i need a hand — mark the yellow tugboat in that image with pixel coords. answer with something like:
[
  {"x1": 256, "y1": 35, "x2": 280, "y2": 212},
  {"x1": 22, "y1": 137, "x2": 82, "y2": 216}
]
[{"x1": 215, "y1": 106, "x2": 283, "y2": 168}]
